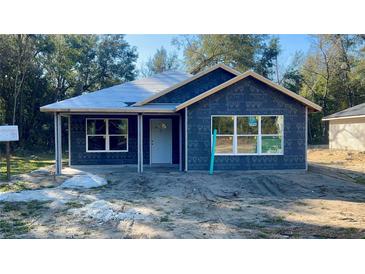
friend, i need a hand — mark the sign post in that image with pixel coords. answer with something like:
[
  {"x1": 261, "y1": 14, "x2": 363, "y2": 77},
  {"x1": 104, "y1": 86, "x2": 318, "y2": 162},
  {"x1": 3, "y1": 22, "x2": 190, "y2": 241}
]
[{"x1": 0, "y1": 125, "x2": 19, "y2": 181}]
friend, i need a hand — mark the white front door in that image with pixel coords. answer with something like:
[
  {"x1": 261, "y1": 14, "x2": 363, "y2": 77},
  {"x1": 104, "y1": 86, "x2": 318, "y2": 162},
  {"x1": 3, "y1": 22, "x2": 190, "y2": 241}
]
[{"x1": 151, "y1": 119, "x2": 172, "y2": 164}]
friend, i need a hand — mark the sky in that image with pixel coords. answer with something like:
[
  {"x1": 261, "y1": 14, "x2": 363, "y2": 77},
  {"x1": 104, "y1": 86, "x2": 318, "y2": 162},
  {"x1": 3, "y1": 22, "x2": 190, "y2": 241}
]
[{"x1": 125, "y1": 34, "x2": 312, "y2": 74}]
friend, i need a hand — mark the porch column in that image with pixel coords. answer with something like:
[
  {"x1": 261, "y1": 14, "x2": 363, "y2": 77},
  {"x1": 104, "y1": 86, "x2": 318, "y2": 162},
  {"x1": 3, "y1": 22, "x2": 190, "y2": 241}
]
[
  {"x1": 54, "y1": 112, "x2": 62, "y2": 175},
  {"x1": 184, "y1": 107, "x2": 188, "y2": 172},
  {"x1": 137, "y1": 114, "x2": 143, "y2": 173},
  {"x1": 140, "y1": 114, "x2": 144, "y2": 173},
  {"x1": 179, "y1": 114, "x2": 182, "y2": 171},
  {"x1": 68, "y1": 115, "x2": 71, "y2": 167}
]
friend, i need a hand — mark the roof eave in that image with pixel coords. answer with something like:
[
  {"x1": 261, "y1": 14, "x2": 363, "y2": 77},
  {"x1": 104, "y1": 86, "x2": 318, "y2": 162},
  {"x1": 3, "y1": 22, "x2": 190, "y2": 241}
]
[
  {"x1": 322, "y1": 114, "x2": 365, "y2": 121},
  {"x1": 40, "y1": 107, "x2": 176, "y2": 114}
]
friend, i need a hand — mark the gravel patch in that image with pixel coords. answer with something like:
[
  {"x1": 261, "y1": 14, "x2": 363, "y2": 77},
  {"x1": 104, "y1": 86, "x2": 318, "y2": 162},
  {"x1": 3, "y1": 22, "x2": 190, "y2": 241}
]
[
  {"x1": 0, "y1": 173, "x2": 107, "y2": 203},
  {"x1": 69, "y1": 200, "x2": 148, "y2": 223}
]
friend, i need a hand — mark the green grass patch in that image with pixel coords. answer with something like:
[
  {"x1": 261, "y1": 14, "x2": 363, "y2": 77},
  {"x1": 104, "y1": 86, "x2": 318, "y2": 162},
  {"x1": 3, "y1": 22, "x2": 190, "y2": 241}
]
[
  {"x1": 1, "y1": 201, "x2": 48, "y2": 217},
  {"x1": 65, "y1": 201, "x2": 84, "y2": 208},
  {"x1": 0, "y1": 181, "x2": 32, "y2": 193},
  {"x1": 268, "y1": 216, "x2": 286, "y2": 224},
  {"x1": 354, "y1": 177, "x2": 365, "y2": 185},
  {"x1": 0, "y1": 152, "x2": 67, "y2": 180},
  {"x1": 257, "y1": 231, "x2": 270, "y2": 239},
  {"x1": 0, "y1": 219, "x2": 31, "y2": 238},
  {"x1": 160, "y1": 215, "x2": 169, "y2": 222}
]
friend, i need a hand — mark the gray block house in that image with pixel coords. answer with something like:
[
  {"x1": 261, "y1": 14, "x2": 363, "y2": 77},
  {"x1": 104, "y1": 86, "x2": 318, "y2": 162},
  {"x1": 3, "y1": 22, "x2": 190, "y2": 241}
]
[{"x1": 40, "y1": 64, "x2": 321, "y2": 174}]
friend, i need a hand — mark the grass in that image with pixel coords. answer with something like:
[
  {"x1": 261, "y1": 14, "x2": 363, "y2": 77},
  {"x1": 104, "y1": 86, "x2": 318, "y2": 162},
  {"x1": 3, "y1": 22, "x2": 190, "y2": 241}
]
[
  {"x1": 0, "y1": 180, "x2": 35, "y2": 193},
  {"x1": 160, "y1": 215, "x2": 169, "y2": 222},
  {"x1": 267, "y1": 215, "x2": 286, "y2": 224},
  {"x1": 65, "y1": 201, "x2": 84, "y2": 208},
  {"x1": 0, "y1": 152, "x2": 67, "y2": 181},
  {"x1": 354, "y1": 177, "x2": 365, "y2": 185},
  {"x1": 0, "y1": 201, "x2": 49, "y2": 238},
  {"x1": 1, "y1": 201, "x2": 48, "y2": 217},
  {"x1": 0, "y1": 219, "x2": 31, "y2": 238}
]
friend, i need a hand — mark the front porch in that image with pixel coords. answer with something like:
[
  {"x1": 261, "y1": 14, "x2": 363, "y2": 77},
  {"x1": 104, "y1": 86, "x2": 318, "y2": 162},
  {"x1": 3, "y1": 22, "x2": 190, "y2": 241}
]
[{"x1": 53, "y1": 112, "x2": 186, "y2": 175}]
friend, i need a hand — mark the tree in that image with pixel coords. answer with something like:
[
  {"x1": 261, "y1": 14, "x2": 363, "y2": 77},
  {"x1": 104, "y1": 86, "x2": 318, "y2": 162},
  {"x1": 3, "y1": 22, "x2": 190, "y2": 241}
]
[
  {"x1": 140, "y1": 47, "x2": 181, "y2": 77},
  {"x1": 96, "y1": 35, "x2": 138, "y2": 89},
  {"x1": 280, "y1": 52, "x2": 304, "y2": 93},
  {"x1": 0, "y1": 34, "x2": 138, "y2": 151},
  {"x1": 299, "y1": 35, "x2": 365, "y2": 143},
  {"x1": 174, "y1": 34, "x2": 280, "y2": 78}
]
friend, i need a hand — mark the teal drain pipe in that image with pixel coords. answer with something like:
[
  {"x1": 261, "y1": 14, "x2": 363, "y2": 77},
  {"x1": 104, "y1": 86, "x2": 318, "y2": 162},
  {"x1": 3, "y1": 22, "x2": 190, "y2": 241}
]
[{"x1": 209, "y1": 129, "x2": 217, "y2": 175}]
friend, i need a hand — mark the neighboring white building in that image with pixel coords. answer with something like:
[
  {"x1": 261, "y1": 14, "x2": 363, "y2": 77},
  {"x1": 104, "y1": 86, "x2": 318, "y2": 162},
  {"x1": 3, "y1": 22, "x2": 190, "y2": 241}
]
[{"x1": 323, "y1": 103, "x2": 365, "y2": 151}]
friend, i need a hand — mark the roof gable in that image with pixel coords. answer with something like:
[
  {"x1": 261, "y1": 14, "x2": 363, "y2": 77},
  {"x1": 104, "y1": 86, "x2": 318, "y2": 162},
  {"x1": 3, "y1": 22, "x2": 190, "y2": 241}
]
[
  {"x1": 147, "y1": 67, "x2": 237, "y2": 104},
  {"x1": 133, "y1": 64, "x2": 241, "y2": 106},
  {"x1": 175, "y1": 70, "x2": 322, "y2": 112}
]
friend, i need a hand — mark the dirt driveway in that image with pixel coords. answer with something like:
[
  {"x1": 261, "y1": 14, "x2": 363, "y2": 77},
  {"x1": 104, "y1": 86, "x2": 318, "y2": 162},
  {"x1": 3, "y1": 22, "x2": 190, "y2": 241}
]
[{"x1": 1, "y1": 162, "x2": 365, "y2": 239}]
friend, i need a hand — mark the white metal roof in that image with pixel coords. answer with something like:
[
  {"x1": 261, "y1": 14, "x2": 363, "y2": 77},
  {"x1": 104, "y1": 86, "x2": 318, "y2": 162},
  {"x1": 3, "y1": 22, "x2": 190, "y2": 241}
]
[{"x1": 40, "y1": 71, "x2": 191, "y2": 113}]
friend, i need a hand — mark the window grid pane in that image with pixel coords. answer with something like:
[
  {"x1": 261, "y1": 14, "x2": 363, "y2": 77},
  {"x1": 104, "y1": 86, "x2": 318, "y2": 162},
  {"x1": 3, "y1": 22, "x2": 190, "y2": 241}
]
[
  {"x1": 212, "y1": 116, "x2": 234, "y2": 135},
  {"x1": 216, "y1": 136, "x2": 233, "y2": 154},
  {"x1": 109, "y1": 119, "x2": 128, "y2": 135},
  {"x1": 87, "y1": 136, "x2": 106, "y2": 151},
  {"x1": 261, "y1": 136, "x2": 282, "y2": 154},
  {"x1": 237, "y1": 136, "x2": 258, "y2": 154},
  {"x1": 87, "y1": 119, "x2": 106, "y2": 135},
  {"x1": 237, "y1": 116, "x2": 258, "y2": 135}
]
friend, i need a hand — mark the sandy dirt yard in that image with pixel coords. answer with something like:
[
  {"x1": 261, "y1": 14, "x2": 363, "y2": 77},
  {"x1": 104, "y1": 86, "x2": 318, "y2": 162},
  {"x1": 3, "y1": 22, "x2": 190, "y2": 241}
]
[
  {"x1": 308, "y1": 148, "x2": 365, "y2": 173},
  {"x1": 1, "y1": 154, "x2": 365, "y2": 239}
]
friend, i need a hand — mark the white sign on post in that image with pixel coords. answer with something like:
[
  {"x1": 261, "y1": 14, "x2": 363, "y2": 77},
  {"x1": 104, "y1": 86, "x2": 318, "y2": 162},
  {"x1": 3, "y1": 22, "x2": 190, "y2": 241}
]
[{"x1": 0, "y1": 125, "x2": 19, "y2": 142}]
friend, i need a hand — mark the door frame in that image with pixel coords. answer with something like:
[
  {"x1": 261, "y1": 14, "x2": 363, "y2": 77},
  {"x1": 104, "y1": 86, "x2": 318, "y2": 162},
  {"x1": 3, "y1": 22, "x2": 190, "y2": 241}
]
[{"x1": 149, "y1": 118, "x2": 173, "y2": 165}]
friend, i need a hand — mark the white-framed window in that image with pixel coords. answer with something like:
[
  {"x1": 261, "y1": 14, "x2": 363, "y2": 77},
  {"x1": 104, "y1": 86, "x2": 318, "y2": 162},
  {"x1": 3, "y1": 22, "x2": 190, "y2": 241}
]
[
  {"x1": 211, "y1": 115, "x2": 283, "y2": 155},
  {"x1": 86, "y1": 118, "x2": 128, "y2": 152}
]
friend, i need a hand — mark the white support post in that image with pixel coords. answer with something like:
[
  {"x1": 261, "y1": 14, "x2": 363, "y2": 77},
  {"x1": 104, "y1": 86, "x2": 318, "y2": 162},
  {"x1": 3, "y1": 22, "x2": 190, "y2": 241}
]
[
  {"x1": 137, "y1": 114, "x2": 141, "y2": 173},
  {"x1": 141, "y1": 114, "x2": 144, "y2": 173},
  {"x1": 179, "y1": 114, "x2": 182, "y2": 171},
  {"x1": 68, "y1": 115, "x2": 71, "y2": 167},
  {"x1": 305, "y1": 107, "x2": 308, "y2": 171},
  {"x1": 54, "y1": 113, "x2": 62, "y2": 175},
  {"x1": 184, "y1": 107, "x2": 188, "y2": 172}
]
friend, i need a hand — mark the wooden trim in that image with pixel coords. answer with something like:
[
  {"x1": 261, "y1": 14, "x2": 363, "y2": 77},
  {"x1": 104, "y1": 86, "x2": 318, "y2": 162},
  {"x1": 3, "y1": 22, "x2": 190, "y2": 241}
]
[
  {"x1": 133, "y1": 64, "x2": 241, "y2": 107},
  {"x1": 175, "y1": 71, "x2": 322, "y2": 112}
]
